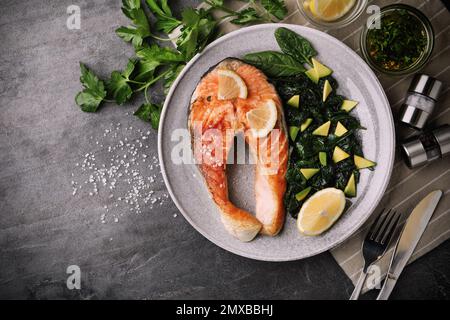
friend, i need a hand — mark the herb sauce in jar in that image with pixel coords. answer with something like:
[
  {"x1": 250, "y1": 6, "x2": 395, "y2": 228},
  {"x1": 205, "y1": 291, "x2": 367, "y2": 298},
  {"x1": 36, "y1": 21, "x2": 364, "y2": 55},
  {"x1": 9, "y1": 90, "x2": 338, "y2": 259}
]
[{"x1": 366, "y1": 9, "x2": 428, "y2": 72}]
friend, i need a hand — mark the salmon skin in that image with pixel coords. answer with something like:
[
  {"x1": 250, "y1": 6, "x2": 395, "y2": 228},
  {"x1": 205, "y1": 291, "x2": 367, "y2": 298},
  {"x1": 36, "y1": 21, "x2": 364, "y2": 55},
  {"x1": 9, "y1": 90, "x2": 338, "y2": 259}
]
[{"x1": 188, "y1": 59, "x2": 288, "y2": 242}]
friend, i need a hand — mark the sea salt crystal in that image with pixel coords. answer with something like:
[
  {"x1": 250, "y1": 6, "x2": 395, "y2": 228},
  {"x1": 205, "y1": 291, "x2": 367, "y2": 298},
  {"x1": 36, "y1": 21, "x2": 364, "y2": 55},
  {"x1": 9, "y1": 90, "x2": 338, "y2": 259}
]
[{"x1": 71, "y1": 122, "x2": 169, "y2": 223}]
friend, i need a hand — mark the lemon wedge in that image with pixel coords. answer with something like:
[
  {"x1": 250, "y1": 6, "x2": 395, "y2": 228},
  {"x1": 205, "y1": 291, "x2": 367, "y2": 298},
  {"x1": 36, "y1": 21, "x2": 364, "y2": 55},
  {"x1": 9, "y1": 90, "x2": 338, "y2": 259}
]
[
  {"x1": 297, "y1": 187, "x2": 346, "y2": 236},
  {"x1": 246, "y1": 99, "x2": 278, "y2": 138},
  {"x1": 309, "y1": 0, "x2": 356, "y2": 21},
  {"x1": 217, "y1": 69, "x2": 248, "y2": 100}
]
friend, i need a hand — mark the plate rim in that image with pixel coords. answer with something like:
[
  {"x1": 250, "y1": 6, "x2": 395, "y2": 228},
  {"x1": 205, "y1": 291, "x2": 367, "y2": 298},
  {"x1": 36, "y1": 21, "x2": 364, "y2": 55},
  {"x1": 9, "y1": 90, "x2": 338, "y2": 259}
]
[{"x1": 158, "y1": 23, "x2": 395, "y2": 261}]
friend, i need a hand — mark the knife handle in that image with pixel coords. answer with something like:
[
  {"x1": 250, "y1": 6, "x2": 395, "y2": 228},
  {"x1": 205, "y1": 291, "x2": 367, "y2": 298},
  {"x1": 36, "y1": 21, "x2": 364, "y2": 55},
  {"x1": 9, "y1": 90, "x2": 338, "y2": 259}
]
[
  {"x1": 350, "y1": 271, "x2": 367, "y2": 300},
  {"x1": 377, "y1": 273, "x2": 398, "y2": 300}
]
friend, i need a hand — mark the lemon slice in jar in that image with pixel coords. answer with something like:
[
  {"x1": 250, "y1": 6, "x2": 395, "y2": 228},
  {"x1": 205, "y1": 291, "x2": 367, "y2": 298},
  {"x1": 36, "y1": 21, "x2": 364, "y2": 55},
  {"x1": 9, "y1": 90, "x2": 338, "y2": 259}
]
[{"x1": 307, "y1": 0, "x2": 356, "y2": 21}]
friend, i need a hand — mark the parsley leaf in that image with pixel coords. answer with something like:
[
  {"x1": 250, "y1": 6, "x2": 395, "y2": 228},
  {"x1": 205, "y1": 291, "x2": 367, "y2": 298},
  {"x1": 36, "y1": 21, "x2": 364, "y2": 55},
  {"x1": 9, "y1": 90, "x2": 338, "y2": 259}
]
[
  {"x1": 107, "y1": 71, "x2": 133, "y2": 105},
  {"x1": 133, "y1": 60, "x2": 159, "y2": 83},
  {"x1": 121, "y1": 0, "x2": 141, "y2": 19},
  {"x1": 145, "y1": 0, "x2": 182, "y2": 34},
  {"x1": 136, "y1": 44, "x2": 185, "y2": 63},
  {"x1": 116, "y1": 6, "x2": 151, "y2": 48},
  {"x1": 106, "y1": 60, "x2": 136, "y2": 105},
  {"x1": 177, "y1": 8, "x2": 218, "y2": 60},
  {"x1": 75, "y1": 63, "x2": 107, "y2": 113},
  {"x1": 206, "y1": 0, "x2": 287, "y2": 25},
  {"x1": 230, "y1": 8, "x2": 264, "y2": 25},
  {"x1": 134, "y1": 103, "x2": 162, "y2": 129},
  {"x1": 206, "y1": 0, "x2": 224, "y2": 6},
  {"x1": 116, "y1": 26, "x2": 146, "y2": 48},
  {"x1": 76, "y1": 0, "x2": 290, "y2": 130},
  {"x1": 261, "y1": 0, "x2": 288, "y2": 20},
  {"x1": 163, "y1": 64, "x2": 185, "y2": 94}
]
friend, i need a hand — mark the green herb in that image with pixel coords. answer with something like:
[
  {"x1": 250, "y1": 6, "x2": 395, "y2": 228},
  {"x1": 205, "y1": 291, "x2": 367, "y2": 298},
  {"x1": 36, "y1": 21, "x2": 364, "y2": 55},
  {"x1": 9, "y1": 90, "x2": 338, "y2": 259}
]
[
  {"x1": 75, "y1": 63, "x2": 107, "y2": 113},
  {"x1": 261, "y1": 0, "x2": 288, "y2": 20},
  {"x1": 106, "y1": 59, "x2": 136, "y2": 105},
  {"x1": 230, "y1": 8, "x2": 264, "y2": 25},
  {"x1": 205, "y1": 0, "x2": 287, "y2": 24},
  {"x1": 366, "y1": 9, "x2": 428, "y2": 71},
  {"x1": 177, "y1": 8, "x2": 219, "y2": 60},
  {"x1": 115, "y1": 1, "x2": 151, "y2": 48},
  {"x1": 75, "y1": 0, "x2": 288, "y2": 128},
  {"x1": 121, "y1": 0, "x2": 141, "y2": 19},
  {"x1": 136, "y1": 45, "x2": 185, "y2": 64},
  {"x1": 243, "y1": 51, "x2": 306, "y2": 77},
  {"x1": 145, "y1": 0, "x2": 182, "y2": 33},
  {"x1": 163, "y1": 64, "x2": 185, "y2": 94},
  {"x1": 134, "y1": 103, "x2": 162, "y2": 129},
  {"x1": 275, "y1": 27, "x2": 317, "y2": 66}
]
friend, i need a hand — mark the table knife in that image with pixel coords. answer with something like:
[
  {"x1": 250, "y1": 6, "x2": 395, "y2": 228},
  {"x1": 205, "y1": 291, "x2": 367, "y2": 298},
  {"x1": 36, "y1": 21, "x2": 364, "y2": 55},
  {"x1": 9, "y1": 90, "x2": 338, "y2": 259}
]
[{"x1": 377, "y1": 190, "x2": 443, "y2": 300}]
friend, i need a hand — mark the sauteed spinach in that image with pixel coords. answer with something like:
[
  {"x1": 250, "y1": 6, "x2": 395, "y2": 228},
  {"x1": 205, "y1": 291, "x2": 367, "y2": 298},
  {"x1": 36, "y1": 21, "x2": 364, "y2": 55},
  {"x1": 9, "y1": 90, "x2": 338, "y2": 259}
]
[
  {"x1": 275, "y1": 74, "x2": 364, "y2": 217},
  {"x1": 245, "y1": 28, "x2": 374, "y2": 218}
]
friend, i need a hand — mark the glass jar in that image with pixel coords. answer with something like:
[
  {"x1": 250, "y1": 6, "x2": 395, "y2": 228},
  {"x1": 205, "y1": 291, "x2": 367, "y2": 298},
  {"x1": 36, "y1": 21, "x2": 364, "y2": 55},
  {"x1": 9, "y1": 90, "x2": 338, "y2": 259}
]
[
  {"x1": 360, "y1": 4, "x2": 434, "y2": 76},
  {"x1": 297, "y1": 0, "x2": 368, "y2": 29}
]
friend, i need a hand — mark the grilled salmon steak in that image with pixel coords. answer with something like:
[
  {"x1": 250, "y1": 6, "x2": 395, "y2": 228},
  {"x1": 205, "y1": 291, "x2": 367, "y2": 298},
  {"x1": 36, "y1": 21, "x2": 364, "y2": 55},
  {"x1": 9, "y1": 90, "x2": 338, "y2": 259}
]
[{"x1": 188, "y1": 59, "x2": 288, "y2": 242}]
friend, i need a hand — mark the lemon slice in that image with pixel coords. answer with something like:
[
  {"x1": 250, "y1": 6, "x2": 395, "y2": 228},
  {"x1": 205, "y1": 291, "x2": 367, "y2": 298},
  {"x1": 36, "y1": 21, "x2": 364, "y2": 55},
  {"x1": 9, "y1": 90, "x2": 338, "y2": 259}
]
[
  {"x1": 309, "y1": 0, "x2": 356, "y2": 21},
  {"x1": 246, "y1": 99, "x2": 278, "y2": 138},
  {"x1": 297, "y1": 187, "x2": 346, "y2": 236},
  {"x1": 217, "y1": 69, "x2": 248, "y2": 100}
]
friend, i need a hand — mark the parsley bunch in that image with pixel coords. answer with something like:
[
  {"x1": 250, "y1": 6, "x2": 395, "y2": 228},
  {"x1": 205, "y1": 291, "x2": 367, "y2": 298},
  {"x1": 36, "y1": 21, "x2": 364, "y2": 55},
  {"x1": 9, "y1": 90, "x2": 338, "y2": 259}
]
[
  {"x1": 205, "y1": 0, "x2": 287, "y2": 24},
  {"x1": 75, "y1": 0, "x2": 287, "y2": 129}
]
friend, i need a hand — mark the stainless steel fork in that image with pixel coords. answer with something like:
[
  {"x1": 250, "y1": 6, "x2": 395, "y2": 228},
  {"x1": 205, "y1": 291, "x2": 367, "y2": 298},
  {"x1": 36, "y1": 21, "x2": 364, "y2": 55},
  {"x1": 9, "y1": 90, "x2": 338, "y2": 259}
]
[{"x1": 349, "y1": 209, "x2": 402, "y2": 300}]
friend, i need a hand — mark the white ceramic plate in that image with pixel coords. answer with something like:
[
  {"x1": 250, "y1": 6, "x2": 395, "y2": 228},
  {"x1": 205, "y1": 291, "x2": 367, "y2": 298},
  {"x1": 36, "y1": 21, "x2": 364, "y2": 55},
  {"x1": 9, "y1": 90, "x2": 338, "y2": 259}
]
[{"x1": 158, "y1": 24, "x2": 395, "y2": 261}]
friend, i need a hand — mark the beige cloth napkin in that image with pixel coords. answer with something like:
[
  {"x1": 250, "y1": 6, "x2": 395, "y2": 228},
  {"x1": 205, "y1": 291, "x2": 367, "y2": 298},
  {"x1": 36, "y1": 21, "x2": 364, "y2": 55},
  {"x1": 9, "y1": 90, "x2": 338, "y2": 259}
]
[{"x1": 190, "y1": 0, "x2": 450, "y2": 290}]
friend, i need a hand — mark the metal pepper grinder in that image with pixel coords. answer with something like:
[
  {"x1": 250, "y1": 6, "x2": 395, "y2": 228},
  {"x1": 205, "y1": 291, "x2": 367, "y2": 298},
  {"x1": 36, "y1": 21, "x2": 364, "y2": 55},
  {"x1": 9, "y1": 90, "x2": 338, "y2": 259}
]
[
  {"x1": 399, "y1": 74, "x2": 443, "y2": 130},
  {"x1": 401, "y1": 124, "x2": 450, "y2": 168}
]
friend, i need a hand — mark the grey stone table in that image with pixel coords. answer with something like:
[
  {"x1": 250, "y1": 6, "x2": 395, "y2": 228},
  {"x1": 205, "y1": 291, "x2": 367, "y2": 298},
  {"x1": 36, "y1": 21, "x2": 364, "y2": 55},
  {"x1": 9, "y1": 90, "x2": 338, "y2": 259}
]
[{"x1": 0, "y1": 0, "x2": 448, "y2": 299}]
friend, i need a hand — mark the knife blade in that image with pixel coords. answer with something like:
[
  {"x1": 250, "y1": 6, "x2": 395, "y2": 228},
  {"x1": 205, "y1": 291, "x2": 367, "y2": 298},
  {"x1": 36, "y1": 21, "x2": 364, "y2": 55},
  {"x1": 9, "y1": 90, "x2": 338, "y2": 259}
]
[{"x1": 377, "y1": 190, "x2": 443, "y2": 300}]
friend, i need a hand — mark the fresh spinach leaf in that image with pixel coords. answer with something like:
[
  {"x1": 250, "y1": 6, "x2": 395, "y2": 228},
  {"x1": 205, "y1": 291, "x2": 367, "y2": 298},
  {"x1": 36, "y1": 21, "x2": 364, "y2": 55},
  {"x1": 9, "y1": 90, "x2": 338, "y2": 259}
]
[
  {"x1": 243, "y1": 51, "x2": 306, "y2": 77},
  {"x1": 275, "y1": 27, "x2": 317, "y2": 66}
]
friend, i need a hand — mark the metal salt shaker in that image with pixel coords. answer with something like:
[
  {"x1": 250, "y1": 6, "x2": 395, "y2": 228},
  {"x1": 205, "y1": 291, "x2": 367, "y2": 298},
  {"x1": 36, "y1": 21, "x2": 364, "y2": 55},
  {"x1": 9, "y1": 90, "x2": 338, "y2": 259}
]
[
  {"x1": 401, "y1": 124, "x2": 450, "y2": 168},
  {"x1": 399, "y1": 74, "x2": 443, "y2": 130}
]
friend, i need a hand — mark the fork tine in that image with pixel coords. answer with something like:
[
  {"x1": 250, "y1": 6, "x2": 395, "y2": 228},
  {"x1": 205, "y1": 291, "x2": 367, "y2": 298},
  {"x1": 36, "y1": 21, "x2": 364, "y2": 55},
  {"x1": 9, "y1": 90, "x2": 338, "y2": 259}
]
[
  {"x1": 369, "y1": 209, "x2": 390, "y2": 240},
  {"x1": 380, "y1": 211, "x2": 401, "y2": 245},
  {"x1": 368, "y1": 208, "x2": 386, "y2": 239},
  {"x1": 367, "y1": 209, "x2": 384, "y2": 239},
  {"x1": 374, "y1": 209, "x2": 396, "y2": 243}
]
